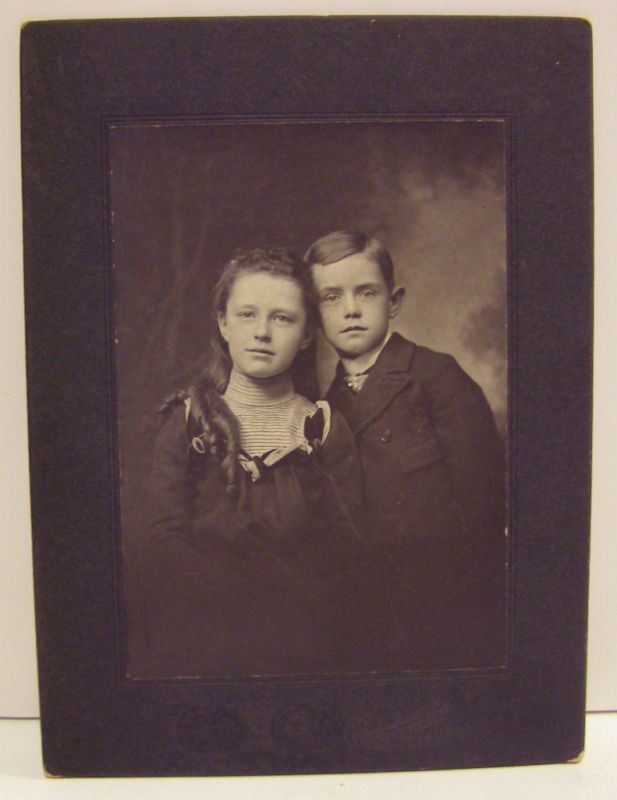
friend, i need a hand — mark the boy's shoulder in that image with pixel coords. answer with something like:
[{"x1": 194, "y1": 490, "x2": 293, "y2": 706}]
[
  {"x1": 375, "y1": 333, "x2": 462, "y2": 381},
  {"x1": 369, "y1": 334, "x2": 485, "y2": 411}
]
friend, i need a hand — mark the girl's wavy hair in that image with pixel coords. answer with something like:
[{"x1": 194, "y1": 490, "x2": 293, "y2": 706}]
[{"x1": 160, "y1": 247, "x2": 319, "y2": 495}]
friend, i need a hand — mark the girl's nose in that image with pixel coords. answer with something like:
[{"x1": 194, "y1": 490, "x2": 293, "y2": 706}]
[{"x1": 254, "y1": 315, "x2": 271, "y2": 340}]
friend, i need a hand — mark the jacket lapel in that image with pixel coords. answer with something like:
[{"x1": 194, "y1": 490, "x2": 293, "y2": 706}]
[{"x1": 340, "y1": 334, "x2": 416, "y2": 435}]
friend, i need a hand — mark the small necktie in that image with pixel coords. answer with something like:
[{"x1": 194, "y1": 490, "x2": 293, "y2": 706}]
[{"x1": 344, "y1": 370, "x2": 371, "y2": 393}]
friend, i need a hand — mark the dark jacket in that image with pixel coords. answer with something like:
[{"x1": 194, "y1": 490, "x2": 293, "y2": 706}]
[{"x1": 326, "y1": 333, "x2": 507, "y2": 669}]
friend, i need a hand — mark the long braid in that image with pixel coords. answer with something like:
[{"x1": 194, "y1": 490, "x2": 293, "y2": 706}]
[
  {"x1": 187, "y1": 381, "x2": 218, "y2": 453},
  {"x1": 188, "y1": 377, "x2": 241, "y2": 496},
  {"x1": 208, "y1": 395, "x2": 241, "y2": 497}
]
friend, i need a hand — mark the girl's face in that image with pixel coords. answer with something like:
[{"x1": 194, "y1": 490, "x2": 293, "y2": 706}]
[{"x1": 218, "y1": 271, "x2": 311, "y2": 381}]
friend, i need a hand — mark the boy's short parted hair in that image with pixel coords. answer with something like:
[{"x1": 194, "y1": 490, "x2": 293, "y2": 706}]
[{"x1": 304, "y1": 231, "x2": 395, "y2": 290}]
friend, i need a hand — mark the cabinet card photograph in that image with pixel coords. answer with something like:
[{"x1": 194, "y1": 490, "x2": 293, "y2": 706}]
[
  {"x1": 22, "y1": 17, "x2": 591, "y2": 776},
  {"x1": 109, "y1": 119, "x2": 508, "y2": 679}
]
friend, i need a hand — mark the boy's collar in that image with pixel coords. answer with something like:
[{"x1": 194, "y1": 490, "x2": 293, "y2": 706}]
[{"x1": 340, "y1": 331, "x2": 393, "y2": 377}]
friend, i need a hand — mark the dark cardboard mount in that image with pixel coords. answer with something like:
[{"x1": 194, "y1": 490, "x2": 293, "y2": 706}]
[{"x1": 21, "y1": 17, "x2": 592, "y2": 777}]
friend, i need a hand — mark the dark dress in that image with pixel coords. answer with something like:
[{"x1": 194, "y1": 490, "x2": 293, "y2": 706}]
[{"x1": 134, "y1": 398, "x2": 377, "y2": 678}]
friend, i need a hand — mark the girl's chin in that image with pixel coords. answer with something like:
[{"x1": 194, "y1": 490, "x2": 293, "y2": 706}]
[{"x1": 241, "y1": 368, "x2": 289, "y2": 382}]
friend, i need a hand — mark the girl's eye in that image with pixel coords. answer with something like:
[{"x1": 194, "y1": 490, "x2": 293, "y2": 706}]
[
  {"x1": 238, "y1": 310, "x2": 255, "y2": 318},
  {"x1": 274, "y1": 314, "x2": 293, "y2": 323}
]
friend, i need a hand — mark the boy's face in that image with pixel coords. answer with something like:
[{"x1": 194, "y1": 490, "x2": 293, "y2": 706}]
[{"x1": 311, "y1": 252, "x2": 400, "y2": 360}]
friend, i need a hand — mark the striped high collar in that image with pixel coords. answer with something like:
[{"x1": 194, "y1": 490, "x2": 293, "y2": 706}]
[{"x1": 224, "y1": 368, "x2": 295, "y2": 407}]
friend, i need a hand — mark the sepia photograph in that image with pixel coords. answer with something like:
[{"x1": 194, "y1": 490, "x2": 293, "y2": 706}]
[{"x1": 109, "y1": 119, "x2": 509, "y2": 680}]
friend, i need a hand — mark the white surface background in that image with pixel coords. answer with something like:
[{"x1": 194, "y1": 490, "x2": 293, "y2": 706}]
[
  {"x1": 1, "y1": 0, "x2": 615, "y2": 730},
  {"x1": 0, "y1": 715, "x2": 616, "y2": 796}
]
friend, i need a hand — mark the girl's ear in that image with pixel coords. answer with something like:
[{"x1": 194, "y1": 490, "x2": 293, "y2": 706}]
[
  {"x1": 217, "y1": 311, "x2": 229, "y2": 342},
  {"x1": 388, "y1": 286, "x2": 405, "y2": 319}
]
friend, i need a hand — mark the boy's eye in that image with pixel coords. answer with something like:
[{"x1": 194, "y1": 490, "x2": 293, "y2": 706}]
[
  {"x1": 237, "y1": 310, "x2": 255, "y2": 318},
  {"x1": 320, "y1": 293, "x2": 340, "y2": 304},
  {"x1": 358, "y1": 288, "x2": 377, "y2": 298}
]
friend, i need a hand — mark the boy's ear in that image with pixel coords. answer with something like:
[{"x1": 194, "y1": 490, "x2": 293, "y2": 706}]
[
  {"x1": 388, "y1": 286, "x2": 405, "y2": 319},
  {"x1": 299, "y1": 323, "x2": 314, "y2": 351},
  {"x1": 217, "y1": 312, "x2": 228, "y2": 342}
]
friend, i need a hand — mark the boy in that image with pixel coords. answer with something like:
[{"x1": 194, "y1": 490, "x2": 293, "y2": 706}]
[{"x1": 304, "y1": 231, "x2": 506, "y2": 670}]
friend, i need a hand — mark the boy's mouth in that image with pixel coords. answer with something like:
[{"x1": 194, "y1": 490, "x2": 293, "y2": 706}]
[{"x1": 341, "y1": 325, "x2": 368, "y2": 333}]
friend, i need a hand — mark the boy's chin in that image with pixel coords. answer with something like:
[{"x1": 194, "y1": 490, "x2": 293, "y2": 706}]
[
  {"x1": 332, "y1": 331, "x2": 388, "y2": 362},
  {"x1": 333, "y1": 344, "x2": 366, "y2": 360}
]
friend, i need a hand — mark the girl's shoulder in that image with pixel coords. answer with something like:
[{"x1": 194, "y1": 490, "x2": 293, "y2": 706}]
[
  {"x1": 311, "y1": 401, "x2": 358, "y2": 456},
  {"x1": 157, "y1": 381, "x2": 235, "y2": 449},
  {"x1": 158, "y1": 389, "x2": 189, "y2": 422},
  {"x1": 301, "y1": 399, "x2": 331, "y2": 446},
  {"x1": 295, "y1": 397, "x2": 351, "y2": 449}
]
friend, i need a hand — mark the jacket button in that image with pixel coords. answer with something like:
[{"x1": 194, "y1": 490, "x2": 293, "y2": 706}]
[{"x1": 379, "y1": 429, "x2": 392, "y2": 443}]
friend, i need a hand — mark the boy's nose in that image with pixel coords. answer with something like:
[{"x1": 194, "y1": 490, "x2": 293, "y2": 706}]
[{"x1": 343, "y1": 294, "x2": 361, "y2": 317}]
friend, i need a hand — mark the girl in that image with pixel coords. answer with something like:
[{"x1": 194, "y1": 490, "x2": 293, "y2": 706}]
[{"x1": 137, "y1": 248, "x2": 372, "y2": 678}]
